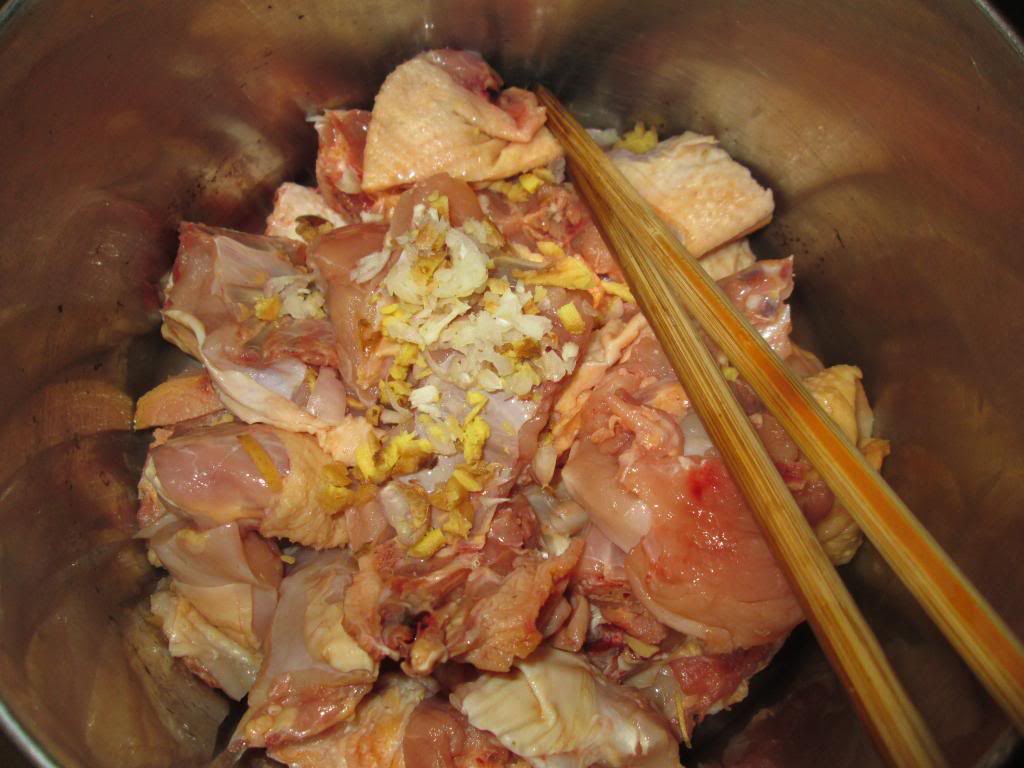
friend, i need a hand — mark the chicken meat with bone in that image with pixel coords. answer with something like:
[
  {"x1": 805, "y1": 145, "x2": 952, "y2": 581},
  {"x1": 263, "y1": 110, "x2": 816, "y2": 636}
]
[{"x1": 131, "y1": 48, "x2": 889, "y2": 768}]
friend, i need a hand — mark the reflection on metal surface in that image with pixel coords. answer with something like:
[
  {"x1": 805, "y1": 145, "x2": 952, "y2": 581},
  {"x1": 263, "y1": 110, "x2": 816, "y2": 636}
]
[{"x1": 0, "y1": 0, "x2": 1022, "y2": 766}]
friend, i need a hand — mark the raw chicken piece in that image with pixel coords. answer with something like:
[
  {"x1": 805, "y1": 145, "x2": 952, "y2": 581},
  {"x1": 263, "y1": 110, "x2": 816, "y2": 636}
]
[
  {"x1": 268, "y1": 674, "x2": 435, "y2": 768},
  {"x1": 150, "y1": 586, "x2": 261, "y2": 701},
  {"x1": 626, "y1": 458, "x2": 803, "y2": 651},
  {"x1": 452, "y1": 646, "x2": 681, "y2": 768},
  {"x1": 717, "y1": 257, "x2": 794, "y2": 358},
  {"x1": 147, "y1": 521, "x2": 283, "y2": 699},
  {"x1": 548, "y1": 258, "x2": 793, "y2": 456},
  {"x1": 611, "y1": 132, "x2": 774, "y2": 256},
  {"x1": 562, "y1": 327, "x2": 803, "y2": 652},
  {"x1": 163, "y1": 223, "x2": 307, "y2": 354},
  {"x1": 134, "y1": 371, "x2": 224, "y2": 429},
  {"x1": 235, "y1": 550, "x2": 377, "y2": 749},
  {"x1": 362, "y1": 50, "x2": 562, "y2": 191},
  {"x1": 307, "y1": 221, "x2": 390, "y2": 400},
  {"x1": 408, "y1": 538, "x2": 584, "y2": 673},
  {"x1": 402, "y1": 697, "x2": 525, "y2": 768},
  {"x1": 266, "y1": 182, "x2": 349, "y2": 241},
  {"x1": 625, "y1": 641, "x2": 780, "y2": 743},
  {"x1": 268, "y1": 683, "x2": 524, "y2": 768},
  {"x1": 563, "y1": 328, "x2": 885, "y2": 652},
  {"x1": 698, "y1": 238, "x2": 757, "y2": 281},
  {"x1": 139, "y1": 422, "x2": 366, "y2": 548},
  {"x1": 315, "y1": 109, "x2": 376, "y2": 216},
  {"x1": 162, "y1": 222, "x2": 374, "y2": 458},
  {"x1": 802, "y1": 364, "x2": 889, "y2": 565},
  {"x1": 342, "y1": 535, "x2": 581, "y2": 675}
]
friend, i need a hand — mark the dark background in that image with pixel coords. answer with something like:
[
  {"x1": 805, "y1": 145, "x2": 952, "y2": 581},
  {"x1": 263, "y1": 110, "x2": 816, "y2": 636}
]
[
  {"x1": 0, "y1": 2, "x2": 1020, "y2": 768},
  {"x1": 994, "y1": 1, "x2": 1023, "y2": 32}
]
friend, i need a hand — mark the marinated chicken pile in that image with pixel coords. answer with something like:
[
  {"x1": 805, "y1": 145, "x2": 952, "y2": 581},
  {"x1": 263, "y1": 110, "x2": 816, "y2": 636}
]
[{"x1": 135, "y1": 49, "x2": 889, "y2": 768}]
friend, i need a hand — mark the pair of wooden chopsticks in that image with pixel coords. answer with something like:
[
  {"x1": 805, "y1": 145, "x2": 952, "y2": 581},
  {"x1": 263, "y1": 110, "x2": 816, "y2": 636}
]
[{"x1": 536, "y1": 86, "x2": 1024, "y2": 767}]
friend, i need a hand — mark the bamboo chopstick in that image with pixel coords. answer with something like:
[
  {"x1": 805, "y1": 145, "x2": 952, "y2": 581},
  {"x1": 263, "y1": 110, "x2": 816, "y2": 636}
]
[
  {"x1": 535, "y1": 87, "x2": 954, "y2": 767},
  {"x1": 536, "y1": 86, "x2": 1024, "y2": 743}
]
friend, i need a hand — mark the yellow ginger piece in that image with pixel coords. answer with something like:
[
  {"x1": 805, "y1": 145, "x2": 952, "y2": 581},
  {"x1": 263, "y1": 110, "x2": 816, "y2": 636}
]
[
  {"x1": 426, "y1": 191, "x2": 450, "y2": 221},
  {"x1": 237, "y1": 434, "x2": 283, "y2": 492},
  {"x1": 556, "y1": 302, "x2": 586, "y2": 334},
  {"x1": 489, "y1": 171, "x2": 545, "y2": 202},
  {"x1": 408, "y1": 528, "x2": 446, "y2": 559},
  {"x1": 601, "y1": 279, "x2": 635, "y2": 303},
  {"x1": 518, "y1": 172, "x2": 543, "y2": 195},
  {"x1": 462, "y1": 392, "x2": 490, "y2": 464},
  {"x1": 254, "y1": 295, "x2": 282, "y2": 321},
  {"x1": 516, "y1": 247, "x2": 597, "y2": 291},
  {"x1": 625, "y1": 635, "x2": 659, "y2": 658},
  {"x1": 389, "y1": 343, "x2": 420, "y2": 381},
  {"x1": 615, "y1": 121, "x2": 659, "y2": 154},
  {"x1": 319, "y1": 463, "x2": 378, "y2": 509},
  {"x1": 442, "y1": 509, "x2": 472, "y2": 539},
  {"x1": 355, "y1": 431, "x2": 434, "y2": 484},
  {"x1": 429, "y1": 462, "x2": 493, "y2": 517},
  {"x1": 451, "y1": 466, "x2": 483, "y2": 492}
]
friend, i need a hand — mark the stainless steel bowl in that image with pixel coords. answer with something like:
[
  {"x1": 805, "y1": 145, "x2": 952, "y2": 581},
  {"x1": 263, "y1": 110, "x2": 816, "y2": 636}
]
[{"x1": 0, "y1": 1, "x2": 1021, "y2": 766}]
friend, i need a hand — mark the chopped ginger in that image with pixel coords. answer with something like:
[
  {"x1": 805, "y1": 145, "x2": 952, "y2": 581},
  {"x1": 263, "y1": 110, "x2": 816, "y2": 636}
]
[
  {"x1": 518, "y1": 172, "x2": 543, "y2": 195},
  {"x1": 556, "y1": 302, "x2": 586, "y2": 334},
  {"x1": 237, "y1": 433, "x2": 283, "y2": 492},
  {"x1": 442, "y1": 509, "x2": 473, "y2": 538},
  {"x1": 254, "y1": 295, "x2": 282, "y2": 321},
  {"x1": 615, "y1": 121, "x2": 659, "y2": 154},
  {"x1": 462, "y1": 415, "x2": 490, "y2": 464},
  {"x1": 625, "y1": 635, "x2": 660, "y2": 658},
  {"x1": 452, "y1": 466, "x2": 483, "y2": 492},
  {"x1": 517, "y1": 255, "x2": 597, "y2": 291},
  {"x1": 408, "y1": 528, "x2": 446, "y2": 558},
  {"x1": 601, "y1": 279, "x2": 635, "y2": 303},
  {"x1": 426, "y1": 191, "x2": 450, "y2": 221},
  {"x1": 356, "y1": 431, "x2": 435, "y2": 484}
]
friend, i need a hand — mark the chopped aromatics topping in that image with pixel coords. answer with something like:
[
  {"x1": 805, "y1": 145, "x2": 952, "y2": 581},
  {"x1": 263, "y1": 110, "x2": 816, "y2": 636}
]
[
  {"x1": 237, "y1": 433, "x2": 284, "y2": 492},
  {"x1": 556, "y1": 302, "x2": 586, "y2": 334},
  {"x1": 601, "y1": 279, "x2": 635, "y2": 303},
  {"x1": 615, "y1": 121, "x2": 659, "y2": 154},
  {"x1": 408, "y1": 528, "x2": 446, "y2": 559},
  {"x1": 516, "y1": 249, "x2": 597, "y2": 291}
]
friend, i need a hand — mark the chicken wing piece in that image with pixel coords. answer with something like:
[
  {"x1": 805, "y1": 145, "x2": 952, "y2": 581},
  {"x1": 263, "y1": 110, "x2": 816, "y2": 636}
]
[
  {"x1": 268, "y1": 674, "x2": 435, "y2": 768},
  {"x1": 266, "y1": 182, "x2": 350, "y2": 242},
  {"x1": 269, "y1": 674, "x2": 524, "y2": 768},
  {"x1": 162, "y1": 222, "x2": 374, "y2": 458},
  {"x1": 452, "y1": 646, "x2": 681, "y2": 768},
  {"x1": 147, "y1": 520, "x2": 282, "y2": 700},
  {"x1": 235, "y1": 550, "x2": 377, "y2": 750},
  {"x1": 134, "y1": 371, "x2": 225, "y2": 430},
  {"x1": 362, "y1": 50, "x2": 562, "y2": 192},
  {"x1": 139, "y1": 422, "x2": 364, "y2": 548},
  {"x1": 611, "y1": 132, "x2": 774, "y2": 257}
]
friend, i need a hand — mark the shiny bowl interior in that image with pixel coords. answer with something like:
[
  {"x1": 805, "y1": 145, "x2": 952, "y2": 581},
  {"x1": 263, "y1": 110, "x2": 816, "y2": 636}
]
[{"x1": 0, "y1": 1, "x2": 1022, "y2": 766}]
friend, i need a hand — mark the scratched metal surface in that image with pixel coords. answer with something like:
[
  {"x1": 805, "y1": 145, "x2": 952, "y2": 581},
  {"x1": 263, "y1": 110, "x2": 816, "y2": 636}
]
[{"x1": 0, "y1": 1, "x2": 1021, "y2": 766}]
